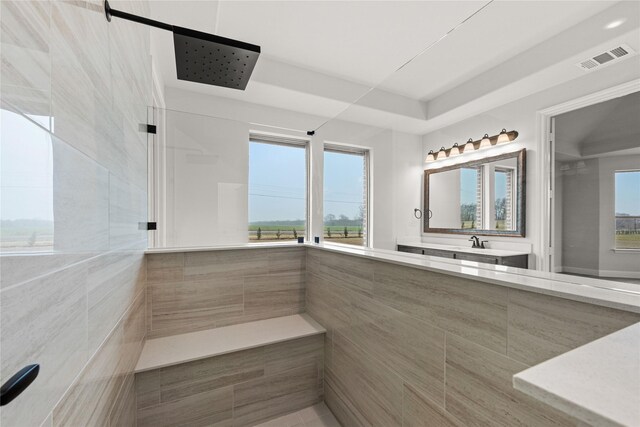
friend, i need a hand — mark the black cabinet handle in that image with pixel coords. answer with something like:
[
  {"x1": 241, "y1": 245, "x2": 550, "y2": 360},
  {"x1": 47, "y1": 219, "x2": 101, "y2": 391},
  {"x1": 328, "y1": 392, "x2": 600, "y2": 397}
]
[{"x1": 1, "y1": 364, "x2": 39, "y2": 406}]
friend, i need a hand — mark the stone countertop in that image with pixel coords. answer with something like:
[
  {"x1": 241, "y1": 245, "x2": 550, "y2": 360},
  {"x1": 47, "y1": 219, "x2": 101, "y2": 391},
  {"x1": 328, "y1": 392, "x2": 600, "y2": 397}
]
[{"x1": 513, "y1": 322, "x2": 640, "y2": 427}]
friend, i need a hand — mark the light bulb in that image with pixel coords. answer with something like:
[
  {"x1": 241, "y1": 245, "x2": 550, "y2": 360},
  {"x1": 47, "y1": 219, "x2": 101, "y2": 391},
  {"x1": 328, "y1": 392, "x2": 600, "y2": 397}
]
[
  {"x1": 425, "y1": 150, "x2": 435, "y2": 162},
  {"x1": 479, "y1": 134, "x2": 491, "y2": 149},
  {"x1": 463, "y1": 138, "x2": 475, "y2": 153},
  {"x1": 496, "y1": 129, "x2": 510, "y2": 144}
]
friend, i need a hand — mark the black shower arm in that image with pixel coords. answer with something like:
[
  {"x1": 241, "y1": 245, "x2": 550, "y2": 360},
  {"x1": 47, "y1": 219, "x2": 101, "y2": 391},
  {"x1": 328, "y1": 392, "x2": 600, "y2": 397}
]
[{"x1": 105, "y1": 0, "x2": 173, "y2": 32}]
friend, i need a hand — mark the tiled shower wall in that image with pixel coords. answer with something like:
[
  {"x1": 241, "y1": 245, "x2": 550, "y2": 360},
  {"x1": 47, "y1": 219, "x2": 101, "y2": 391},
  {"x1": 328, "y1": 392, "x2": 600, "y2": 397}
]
[
  {"x1": 0, "y1": 1, "x2": 151, "y2": 426},
  {"x1": 145, "y1": 247, "x2": 306, "y2": 338},
  {"x1": 305, "y1": 249, "x2": 640, "y2": 426}
]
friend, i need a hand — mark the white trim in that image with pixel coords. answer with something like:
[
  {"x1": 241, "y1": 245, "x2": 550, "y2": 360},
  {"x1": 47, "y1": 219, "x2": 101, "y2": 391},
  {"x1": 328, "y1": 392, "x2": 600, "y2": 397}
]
[
  {"x1": 612, "y1": 248, "x2": 640, "y2": 254},
  {"x1": 536, "y1": 79, "x2": 640, "y2": 273}
]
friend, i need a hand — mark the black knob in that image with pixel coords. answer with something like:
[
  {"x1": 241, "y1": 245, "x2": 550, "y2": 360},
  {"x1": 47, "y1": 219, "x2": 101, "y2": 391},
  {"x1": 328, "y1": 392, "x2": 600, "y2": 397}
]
[{"x1": 1, "y1": 364, "x2": 39, "y2": 406}]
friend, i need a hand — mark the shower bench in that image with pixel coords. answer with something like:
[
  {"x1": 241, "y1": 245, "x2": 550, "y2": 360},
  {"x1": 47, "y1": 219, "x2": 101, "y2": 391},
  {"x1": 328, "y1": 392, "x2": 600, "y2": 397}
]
[{"x1": 134, "y1": 314, "x2": 326, "y2": 426}]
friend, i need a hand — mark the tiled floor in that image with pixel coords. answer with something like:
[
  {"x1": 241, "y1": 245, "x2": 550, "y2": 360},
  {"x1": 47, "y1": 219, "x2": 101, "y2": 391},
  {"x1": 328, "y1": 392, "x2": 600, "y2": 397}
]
[{"x1": 254, "y1": 402, "x2": 341, "y2": 427}]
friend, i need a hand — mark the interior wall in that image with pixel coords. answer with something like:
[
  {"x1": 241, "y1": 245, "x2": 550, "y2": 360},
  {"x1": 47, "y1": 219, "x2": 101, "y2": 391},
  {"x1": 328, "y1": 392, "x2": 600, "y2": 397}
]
[
  {"x1": 162, "y1": 87, "x2": 423, "y2": 251},
  {"x1": 598, "y1": 155, "x2": 640, "y2": 278},
  {"x1": 0, "y1": 1, "x2": 150, "y2": 425},
  {"x1": 560, "y1": 158, "x2": 601, "y2": 275},
  {"x1": 421, "y1": 60, "x2": 640, "y2": 269}
]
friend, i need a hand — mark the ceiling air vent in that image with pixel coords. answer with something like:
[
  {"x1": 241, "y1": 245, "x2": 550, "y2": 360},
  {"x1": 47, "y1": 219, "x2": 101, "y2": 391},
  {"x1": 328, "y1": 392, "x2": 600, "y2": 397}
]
[{"x1": 576, "y1": 44, "x2": 636, "y2": 71}]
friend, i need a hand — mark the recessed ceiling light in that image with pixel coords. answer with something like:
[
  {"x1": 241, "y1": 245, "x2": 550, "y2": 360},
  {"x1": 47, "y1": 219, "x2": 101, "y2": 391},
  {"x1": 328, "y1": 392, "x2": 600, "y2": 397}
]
[{"x1": 605, "y1": 19, "x2": 625, "y2": 30}]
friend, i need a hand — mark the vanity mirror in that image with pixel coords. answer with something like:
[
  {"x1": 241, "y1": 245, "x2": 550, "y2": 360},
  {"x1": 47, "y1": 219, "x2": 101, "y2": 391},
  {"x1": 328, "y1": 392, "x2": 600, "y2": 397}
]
[{"x1": 424, "y1": 149, "x2": 526, "y2": 236}]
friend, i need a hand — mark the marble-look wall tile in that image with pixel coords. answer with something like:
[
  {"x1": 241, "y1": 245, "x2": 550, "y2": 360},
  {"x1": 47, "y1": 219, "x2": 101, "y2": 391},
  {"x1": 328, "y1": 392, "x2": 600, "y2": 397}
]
[
  {"x1": 52, "y1": 289, "x2": 144, "y2": 426},
  {"x1": 372, "y1": 261, "x2": 508, "y2": 354},
  {"x1": 347, "y1": 293, "x2": 445, "y2": 406},
  {"x1": 0, "y1": 265, "x2": 88, "y2": 427},
  {"x1": 109, "y1": 373, "x2": 137, "y2": 427},
  {"x1": 0, "y1": 0, "x2": 51, "y2": 119},
  {"x1": 402, "y1": 384, "x2": 460, "y2": 427},
  {"x1": 328, "y1": 332, "x2": 403, "y2": 427},
  {"x1": 307, "y1": 248, "x2": 374, "y2": 296},
  {"x1": 445, "y1": 334, "x2": 576, "y2": 427},
  {"x1": 137, "y1": 386, "x2": 233, "y2": 427},
  {"x1": 52, "y1": 289, "x2": 145, "y2": 427},
  {"x1": 507, "y1": 289, "x2": 640, "y2": 365},
  {"x1": 147, "y1": 248, "x2": 307, "y2": 338},
  {"x1": 87, "y1": 250, "x2": 145, "y2": 351},
  {"x1": 307, "y1": 250, "x2": 640, "y2": 427},
  {"x1": 136, "y1": 335, "x2": 324, "y2": 427},
  {"x1": 52, "y1": 135, "x2": 110, "y2": 252},
  {"x1": 0, "y1": 0, "x2": 151, "y2": 424}
]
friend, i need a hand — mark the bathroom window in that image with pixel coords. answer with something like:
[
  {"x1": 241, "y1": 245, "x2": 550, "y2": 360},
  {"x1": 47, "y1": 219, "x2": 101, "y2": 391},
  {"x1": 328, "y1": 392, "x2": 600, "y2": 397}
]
[
  {"x1": 460, "y1": 167, "x2": 481, "y2": 229},
  {"x1": 494, "y1": 167, "x2": 515, "y2": 230},
  {"x1": 614, "y1": 170, "x2": 640, "y2": 249},
  {"x1": 323, "y1": 146, "x2": 369, "y2": 247},
  {"x1": 248, "y1": 135, "x2": 308, "y2": 242}
]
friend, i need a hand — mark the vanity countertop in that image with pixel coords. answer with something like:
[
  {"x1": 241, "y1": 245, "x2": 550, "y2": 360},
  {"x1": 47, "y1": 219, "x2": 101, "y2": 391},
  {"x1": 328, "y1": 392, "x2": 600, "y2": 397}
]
[
  {"x1": 396, "y1": 240, "x2": 531, "y2": 257},
  {"x1": 513, "y1": 322, "x2": 640, "y2": 427}
]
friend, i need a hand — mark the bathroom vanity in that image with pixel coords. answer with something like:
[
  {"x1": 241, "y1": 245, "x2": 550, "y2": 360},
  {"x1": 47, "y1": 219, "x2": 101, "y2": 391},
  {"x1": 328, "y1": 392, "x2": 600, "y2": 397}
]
[{"x1": 397, "y1": 241, "x2": 529, "y2": 268}]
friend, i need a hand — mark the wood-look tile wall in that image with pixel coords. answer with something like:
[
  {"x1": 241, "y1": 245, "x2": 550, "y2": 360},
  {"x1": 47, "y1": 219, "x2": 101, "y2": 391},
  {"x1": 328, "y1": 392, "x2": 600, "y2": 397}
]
[
  {"x1": 135, "y1": 335, "x2": 324, "y2": 427},
  {"x1": 146, "y1": 247, "x2": 307, "y2": 338},
  {"x1": 306, "y1": 249, "x2": 640, "y2": 427},
  {"x1": 1, "y1": 0, "x2": 151, "y2": 425}
]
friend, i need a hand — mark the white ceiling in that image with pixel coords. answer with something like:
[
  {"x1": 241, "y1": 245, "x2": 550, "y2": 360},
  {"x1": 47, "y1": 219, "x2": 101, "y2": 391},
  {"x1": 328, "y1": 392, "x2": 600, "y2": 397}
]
[{"x1": 147, "y1": 0, "x2": 640, "y2": 135}]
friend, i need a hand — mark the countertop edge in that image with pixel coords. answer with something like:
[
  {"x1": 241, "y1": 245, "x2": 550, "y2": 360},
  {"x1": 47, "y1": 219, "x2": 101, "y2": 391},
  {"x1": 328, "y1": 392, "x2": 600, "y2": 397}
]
[{"x1": 513, "y1": 322, "x2": 640, "y2": 427}]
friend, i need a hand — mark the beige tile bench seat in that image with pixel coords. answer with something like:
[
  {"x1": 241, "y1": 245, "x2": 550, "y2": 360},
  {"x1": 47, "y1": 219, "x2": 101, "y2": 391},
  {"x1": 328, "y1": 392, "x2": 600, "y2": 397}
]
[{"x1": 134, "y1": 314, "x2": 326, "y2": 427}]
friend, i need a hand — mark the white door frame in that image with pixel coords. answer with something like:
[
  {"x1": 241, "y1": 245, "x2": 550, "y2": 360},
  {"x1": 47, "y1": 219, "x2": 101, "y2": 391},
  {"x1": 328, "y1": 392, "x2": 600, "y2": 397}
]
[{"x1": 536, "y1": 79, "x2": 640, "y2": 272}]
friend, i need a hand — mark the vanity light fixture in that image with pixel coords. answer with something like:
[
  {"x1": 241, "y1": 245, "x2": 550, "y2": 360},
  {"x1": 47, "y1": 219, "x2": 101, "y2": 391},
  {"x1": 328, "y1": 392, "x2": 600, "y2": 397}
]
[
  {"x1": 425, "y1": 130, "x2": 519, "y2": 162},
  {"x1": 479, "y1": 134, "x2": 491, "y2": 149}
]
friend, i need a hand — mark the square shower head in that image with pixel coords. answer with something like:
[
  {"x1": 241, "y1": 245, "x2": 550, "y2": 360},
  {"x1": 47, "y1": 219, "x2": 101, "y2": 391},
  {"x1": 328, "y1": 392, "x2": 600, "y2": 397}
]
[{"x1": 173, "y1": 26, "x2": 260, "y2": 90}]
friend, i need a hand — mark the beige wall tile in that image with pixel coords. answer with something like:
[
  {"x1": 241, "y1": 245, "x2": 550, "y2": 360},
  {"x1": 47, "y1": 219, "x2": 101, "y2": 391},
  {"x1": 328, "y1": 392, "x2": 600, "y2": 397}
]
[
  {"x1": 136, "y1": 370, "x2": 161, "y2": 410},
  {"x1": 135, "y1": 335, "x2": 323, "y2": 427},
  {"x1": 244, "y1": 272, "x2": 305, "y2": 316},
  {"x1": 373, "y1": 261, "x2": 508, "y2": 354},
  {"x1": 159, "y1": 347, "x2": 264, "y2": 403},
  {"x1": 183, "y1": 249, "x2": 270, "y2": 280},
  {"x1": 264, "y1": 335, "x2": 324, "y2": 376},
  {"x1": 403, "y1": 384, "x2": 460, "y2": 427},
  {"x1": 109, "y1": 373, "x2": 136, "y2": 427},
  {"x1": 445, "y1": 334, "x2": 576, "y2": 427},
  {"x1": 329, "y1": 332, "x2": 403, "y2": 427},
  {"x1": 88, "y1": 251, "x2": 145, "y2": 351},
  {"x1": 137, "y1": 386, "x2": 233, "y2": 427},
  {"x1": 307, "y1": 249, "x2": 374, "y2": 297},
  {"x1": 347, "y1": 294, "x2": 445, "y2": 406},
  {"x1": 149, "y1": 278, "x2": 244, "y2": 337},
  {"x1": 147, "y1": 249, "x2": 307, "y2": 338},
  {"x1": 508, "y1": 289, "x2": 640, "y2": 365},
  {"x1": 233, "y1": 363, "x2": 321, "y2": 427}
]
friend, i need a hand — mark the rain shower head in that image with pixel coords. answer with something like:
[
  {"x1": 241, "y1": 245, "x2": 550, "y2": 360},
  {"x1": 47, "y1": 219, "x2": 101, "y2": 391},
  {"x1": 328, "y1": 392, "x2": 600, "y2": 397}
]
[{"x1": 105, "y1": 1, "x2": 260, "y2": 90}]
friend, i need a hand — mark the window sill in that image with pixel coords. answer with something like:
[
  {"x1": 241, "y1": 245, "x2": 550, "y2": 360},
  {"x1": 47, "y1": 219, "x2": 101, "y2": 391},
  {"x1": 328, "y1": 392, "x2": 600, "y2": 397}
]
[{"x1": 611, "y1": 248, "x2": 640, "y2": 253}]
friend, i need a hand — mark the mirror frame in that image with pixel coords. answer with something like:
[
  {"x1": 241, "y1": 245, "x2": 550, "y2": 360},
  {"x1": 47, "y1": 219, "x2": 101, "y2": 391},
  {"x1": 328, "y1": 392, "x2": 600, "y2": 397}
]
[{"x1": 423, "y1": 148, "x2": 526, "y2": 237}]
